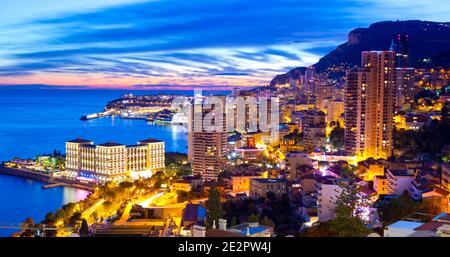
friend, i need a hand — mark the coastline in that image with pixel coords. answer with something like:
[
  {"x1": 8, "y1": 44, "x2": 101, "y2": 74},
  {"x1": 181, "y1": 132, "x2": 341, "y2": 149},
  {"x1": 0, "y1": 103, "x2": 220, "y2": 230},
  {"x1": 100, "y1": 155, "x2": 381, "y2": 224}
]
[{"x1": 0, "y1": 166, "x2": 94, "y2": 192}]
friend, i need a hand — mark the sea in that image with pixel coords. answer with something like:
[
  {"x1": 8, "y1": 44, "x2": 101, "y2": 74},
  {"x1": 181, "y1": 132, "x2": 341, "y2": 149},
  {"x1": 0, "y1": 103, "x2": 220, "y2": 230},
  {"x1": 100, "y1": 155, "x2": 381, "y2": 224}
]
[{"x1": 0, "y1": 87, "x2": 228, "y2": 236}]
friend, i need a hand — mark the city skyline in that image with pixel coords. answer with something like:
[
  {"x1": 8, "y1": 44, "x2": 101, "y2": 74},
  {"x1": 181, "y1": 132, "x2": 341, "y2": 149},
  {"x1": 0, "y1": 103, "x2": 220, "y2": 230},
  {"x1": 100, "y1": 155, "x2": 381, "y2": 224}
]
[
  {"x1": 0, "y1": 0, "x2": 449, "y2": 89},
  {"x1": 1, "y1": 0, "x2": 450, "y2": 241}
]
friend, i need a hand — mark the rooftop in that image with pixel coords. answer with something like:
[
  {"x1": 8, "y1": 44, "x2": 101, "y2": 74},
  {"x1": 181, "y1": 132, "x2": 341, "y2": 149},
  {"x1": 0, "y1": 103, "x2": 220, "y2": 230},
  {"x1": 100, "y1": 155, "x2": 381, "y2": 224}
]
[
  {"x1": 182, "y1": 175, "x2": 202, "y2": 181},
  {"x1": 387, "y1": 221, "x2": 424, "y2": 230},
  {"x1": 67, "y1": 138, "x2": 164, "y2": 148},
  {"x1": 433, "y1": 212, "x2": 450, "y2": 223},
  {"x1": 205, "y1": 230, "x2": 245, "y2": 237},
  {"x1": 174, "y1": 179, "x2": 191, "y2": 184},
  {"x1": 180, "y1": 204, "x2": 206, "y2": 226},
  {"x1": 232, "y1": 172, "x2": 263, "y2": 178},
  {"x1": 97, "y1": 141, "x2": 125, "y2": 147},
  {"x1": 229, "y1": 222, "x2": 273, "y2": 236},
  {"x1": 139, "y1": 138, "x2": 163, "y2": 144},
  {"x1": 388, "y1": 169, "x2": 415, "y2": 177},
  {"x1": 251, "y1": 178, "x2": 285, "y2": 183},
  {"x1": 414, "y1": 221, "x2": 446, "y2": 231},
  {"x1": 67, "y1": 138, "x2": 93, "y2": 144}
]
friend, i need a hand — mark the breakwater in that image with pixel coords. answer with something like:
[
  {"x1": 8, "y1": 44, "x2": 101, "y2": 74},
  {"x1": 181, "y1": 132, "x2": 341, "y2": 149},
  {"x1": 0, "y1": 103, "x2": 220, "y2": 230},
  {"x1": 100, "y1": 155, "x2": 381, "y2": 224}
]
[{"x1": 0, "y1": 166, "x2": 94, "y2": 191}]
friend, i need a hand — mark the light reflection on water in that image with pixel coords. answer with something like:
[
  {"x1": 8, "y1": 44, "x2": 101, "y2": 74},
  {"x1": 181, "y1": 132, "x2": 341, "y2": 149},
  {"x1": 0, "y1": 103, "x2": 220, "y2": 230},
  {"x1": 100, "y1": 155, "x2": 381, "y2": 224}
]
[
  {"x1": 0, "y1": 175, "x2": 90, "y2": 237},
  {"x1": 0, "y1": 88, "x2": 193, "y2": 236},
  {"x1": 62, "y1": 187, "x2": 91, "y2": 204}
]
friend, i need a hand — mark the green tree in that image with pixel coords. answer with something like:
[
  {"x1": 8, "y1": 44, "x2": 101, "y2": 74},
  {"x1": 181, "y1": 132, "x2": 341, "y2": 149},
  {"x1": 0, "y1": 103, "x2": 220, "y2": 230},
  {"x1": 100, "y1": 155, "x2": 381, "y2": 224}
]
[
  {"x1": 418, "y1": 196, "x2": 448, "y2": 217},
  {"x1": 69, "y1": 211, "x2": 82, "y2": 226},
  {"x1": 378, "y1": 192, "x2": 419, "y2": 225},
  {"x1": 328, "y1": 184, "x2": 372, "y2": 237},
  {"x1": 79, "y1": 219, "x2": 89, "y2": 237},
  {"x1": 260, "y1": 216, "x2": 275, "y2": 227},
  {"x1": 164, "y1": 167, "x2": 177, "y2": 178},
  {"x1": 304, "y1": 222, "x2": 336, "y2": 237},
  {"x1": 44, "y1": 212, "x2": 56, "y2": 224},
  {"x1": 105, "y1": 190, "x2": 117, "y2": 200},
  {"x1": 329, "y1": 122, "x2": 345, "y2": 150},
  {"x1": 230, "y1": 216, "x2": 237, "y2": 227},
  {"x1": 248, "y1": 213, "x2": 260, "y2": 222},
  {"x1": 21, "y1": 217, "x2": 35, "y2": 237},
  {"x1": 177, "y1": 190, "x2": 189, "y2": 203},
  {"x1": 119, "y1": 181, "x2": 134, "y2": 189},
  {"x1": 102, "y1": 200, "x2": 113, "y2": 212},
  {"x1": 441, "y1": 101, "x2": 450, "y2": 124},
  {"x1": 205, "y1": 187, "x2": 224, "y2": 229},
  {"x1": 266, "y1": 191, "x2": 277, "y2": 203}
]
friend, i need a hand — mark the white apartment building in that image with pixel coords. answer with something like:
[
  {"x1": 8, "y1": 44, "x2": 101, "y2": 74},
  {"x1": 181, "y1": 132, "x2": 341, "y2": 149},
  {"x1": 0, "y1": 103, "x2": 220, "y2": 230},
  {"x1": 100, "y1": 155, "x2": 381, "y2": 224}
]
[
  {"x1": 316, "y1": 180, "x2": 343, "y2": 222},
  {"x1": 386, "y1": 169, "x2": 416, "y2": 195}
]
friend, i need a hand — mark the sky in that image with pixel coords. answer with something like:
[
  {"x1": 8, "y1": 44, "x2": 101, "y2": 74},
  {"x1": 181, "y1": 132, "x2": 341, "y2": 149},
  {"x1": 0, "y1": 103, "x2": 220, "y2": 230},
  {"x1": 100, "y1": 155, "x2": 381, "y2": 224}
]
[{"x1": 0, "y1": 0, "x2": 449, "y2": 89}]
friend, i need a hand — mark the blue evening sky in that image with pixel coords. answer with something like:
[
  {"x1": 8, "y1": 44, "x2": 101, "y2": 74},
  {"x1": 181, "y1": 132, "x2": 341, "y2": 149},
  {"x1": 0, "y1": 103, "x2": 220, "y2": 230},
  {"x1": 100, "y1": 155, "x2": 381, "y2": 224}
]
[{"x1": 0, "y1": 0, "x2": 448, "y2": 88}]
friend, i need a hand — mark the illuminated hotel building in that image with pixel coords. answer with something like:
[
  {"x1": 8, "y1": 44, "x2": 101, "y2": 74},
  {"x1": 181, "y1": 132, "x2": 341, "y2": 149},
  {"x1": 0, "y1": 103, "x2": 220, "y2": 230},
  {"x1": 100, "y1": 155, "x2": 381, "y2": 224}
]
[
  {"x1": 345, "y1": 51, "x2": 396, "y2": 160},
  {"x1": 65, "y1": 138, "x2": 165, "y2": 182}
]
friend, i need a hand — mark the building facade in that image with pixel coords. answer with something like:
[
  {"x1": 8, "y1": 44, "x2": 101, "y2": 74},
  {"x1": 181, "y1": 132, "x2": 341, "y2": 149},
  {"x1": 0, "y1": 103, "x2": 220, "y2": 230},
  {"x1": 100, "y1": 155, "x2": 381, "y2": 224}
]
[
  {"x1": 302, "y1": 110, "x2": 326, "y2": 152},
  {"x1": 396, "y1": 67, "x2": 416, "y2": 110},
  {"x1": 386, "y1": 169, "x2": 416, "y2": 195},
  {"x1": 249, "y1": 178, "x2": 286, "y2": 199},
  {"x1": 65, "y1": 138, "x2": 165, "y2": 182},
  {"x1": 189, "y1": 97, "x2": 228, "y2": 181},
  {"x1": 442, "y1": 163, "x2": 450, "y2": 192},
  {"x1": 232, "y1": 172, "x2": 267, "y2": 194},
  {"x1": 316, "y1": 182, "x2": 343, "y2": 222},
  {"x1": 323, "y1": 99, "x2": 345, "y2": 124},
  {"x1": 284, "y1": 152, "x2": 314, "y2": 180},
  {"x1": 345, "y1": 51, "x2": 396, "y2": 160}
]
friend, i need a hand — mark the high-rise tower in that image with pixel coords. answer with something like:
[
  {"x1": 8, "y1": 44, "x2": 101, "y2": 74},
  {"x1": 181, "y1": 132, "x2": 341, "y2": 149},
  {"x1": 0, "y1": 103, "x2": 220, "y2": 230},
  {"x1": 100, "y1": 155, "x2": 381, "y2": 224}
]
[
  {"x1": 390, "y1": 34, "x2": 409, "y2": 68},
  {"x1": 345, "y1": 51, "x2": 396, "y2": 160}
]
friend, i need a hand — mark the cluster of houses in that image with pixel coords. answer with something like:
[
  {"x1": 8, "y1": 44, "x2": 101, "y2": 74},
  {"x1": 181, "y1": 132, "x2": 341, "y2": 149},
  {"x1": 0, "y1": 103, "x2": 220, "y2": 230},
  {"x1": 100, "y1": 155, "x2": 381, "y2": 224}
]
[{"x1": 169, "y1": 150, "x2": 450, "y2": 237}]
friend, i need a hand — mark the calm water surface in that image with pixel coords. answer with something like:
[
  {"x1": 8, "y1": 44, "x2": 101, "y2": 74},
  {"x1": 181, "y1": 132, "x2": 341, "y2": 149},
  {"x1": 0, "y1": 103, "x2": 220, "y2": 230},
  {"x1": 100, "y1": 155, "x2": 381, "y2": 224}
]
[{"x1": 0, "y1": 87, "x2": 217, "y2": 236}]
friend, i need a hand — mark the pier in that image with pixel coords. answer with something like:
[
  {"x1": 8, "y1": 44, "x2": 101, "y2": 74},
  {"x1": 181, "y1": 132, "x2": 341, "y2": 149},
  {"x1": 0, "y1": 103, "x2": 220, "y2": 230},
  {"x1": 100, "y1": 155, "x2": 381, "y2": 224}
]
[
  {"x1": 42, "y1": 182, "x2": 66, "y2": 189},
  {"x1": 42, "y1": 182, "x2": 94, "y2": 191},
  {"x1": 0, "y1": 165, "x2": 95, "y2": 191}
]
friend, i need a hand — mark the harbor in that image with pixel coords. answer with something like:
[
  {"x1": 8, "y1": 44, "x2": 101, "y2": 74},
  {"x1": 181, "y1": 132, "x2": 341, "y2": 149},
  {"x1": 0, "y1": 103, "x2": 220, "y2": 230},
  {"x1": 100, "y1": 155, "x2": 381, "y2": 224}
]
[
  {"x1": 79, "y1": 93, "x2": 189, "y2": 125},
  {"x1": 80, "y1": 110, "x2": 115, "y2": 120}
]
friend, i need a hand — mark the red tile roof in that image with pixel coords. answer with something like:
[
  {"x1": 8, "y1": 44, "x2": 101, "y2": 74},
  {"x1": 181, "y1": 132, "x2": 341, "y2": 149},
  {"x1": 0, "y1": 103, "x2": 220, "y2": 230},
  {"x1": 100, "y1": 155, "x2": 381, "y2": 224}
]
[
  {"x1": 139, "y1": 138, "x2": 163, "y2": 144},
  {"x1": 67, "y1": 138, "x2": 93, "y2": 143},
  {"x1": 414, "y1": 221, "x2": 445, "y2": 231},
  {"x1": 98, "y1": 141, "x2": 125, "y2": 147}
]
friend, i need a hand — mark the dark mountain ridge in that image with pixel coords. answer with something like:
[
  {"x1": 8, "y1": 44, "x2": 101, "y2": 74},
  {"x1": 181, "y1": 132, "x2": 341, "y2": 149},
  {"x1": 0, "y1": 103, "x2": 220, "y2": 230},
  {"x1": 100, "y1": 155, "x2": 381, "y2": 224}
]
[{"x1": 270, "y1": 20, "x2": 450, "y2": 86}]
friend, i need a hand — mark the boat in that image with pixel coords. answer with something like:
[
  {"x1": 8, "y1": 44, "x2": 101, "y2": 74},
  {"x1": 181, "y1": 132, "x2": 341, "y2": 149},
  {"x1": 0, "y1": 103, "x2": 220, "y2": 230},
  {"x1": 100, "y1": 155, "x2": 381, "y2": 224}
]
[{"x1": 80, "y1": 113, "x2": 99, "y2": 120}]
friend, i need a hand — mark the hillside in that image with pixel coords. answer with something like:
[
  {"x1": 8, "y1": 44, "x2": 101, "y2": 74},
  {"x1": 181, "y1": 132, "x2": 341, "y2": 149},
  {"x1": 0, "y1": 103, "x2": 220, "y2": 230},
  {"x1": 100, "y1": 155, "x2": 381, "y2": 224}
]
[{"x1": 270, "y1": 20, "x2": 450, "y2": 86}]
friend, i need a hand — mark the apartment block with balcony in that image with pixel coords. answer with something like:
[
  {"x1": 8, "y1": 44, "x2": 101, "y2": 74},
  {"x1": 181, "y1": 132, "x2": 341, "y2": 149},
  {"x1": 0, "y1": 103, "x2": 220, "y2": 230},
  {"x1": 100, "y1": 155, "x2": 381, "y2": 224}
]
[
  {"x1": 315, "y1": 177, "x2": 343, "y2": 222},
  {"x1": 373, "y1": 175, "x2": 389, "y2": 195},
  {"x1": 232, "y1": 172, "x2": 267, "y2": 194},
  {"x1": 385, "y1": 169, "x2": 416, "y2": 195},
  {"x1": 344, "y1": 51, "x2": 396, "y2": 160}
]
